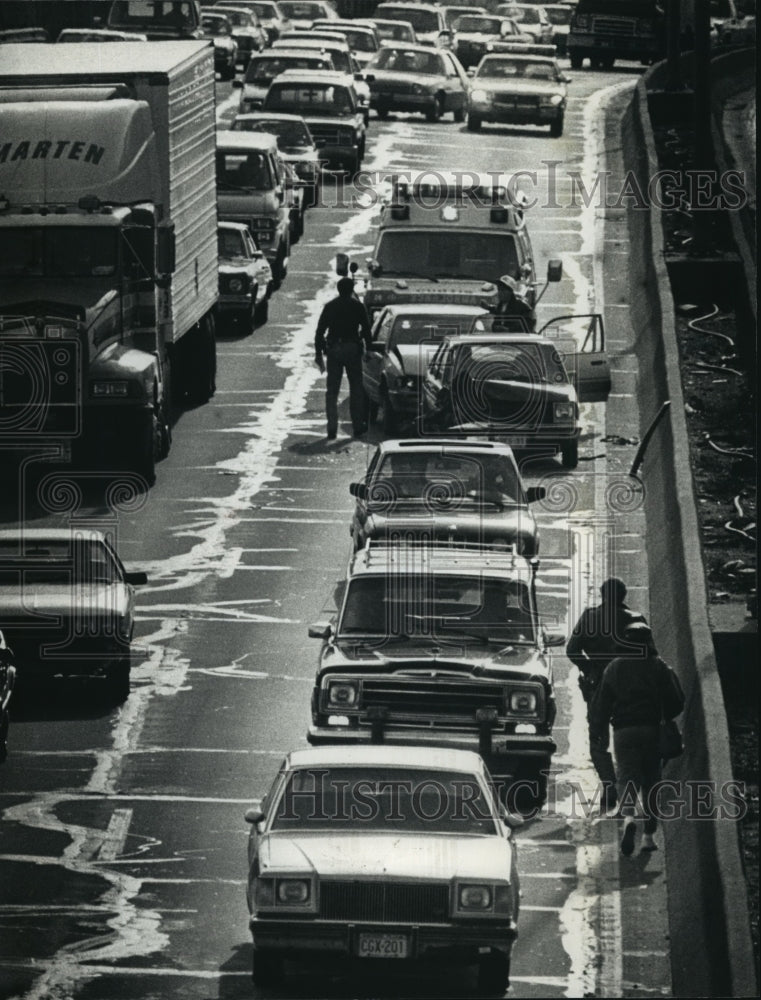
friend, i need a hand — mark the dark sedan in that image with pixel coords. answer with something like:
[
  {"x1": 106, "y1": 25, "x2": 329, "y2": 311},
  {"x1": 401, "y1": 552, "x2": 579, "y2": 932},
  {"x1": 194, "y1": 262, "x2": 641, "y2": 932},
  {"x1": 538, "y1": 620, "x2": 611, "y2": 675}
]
[
  {"x1": 349, "y1": 438, "x2": 544, "y2": 554},
  {"x1": 365, "y1": 43, "x2": 471, "y2": 121},
  {"x1": 453, "y1": 13, "x2": 530, "y2": 67}
]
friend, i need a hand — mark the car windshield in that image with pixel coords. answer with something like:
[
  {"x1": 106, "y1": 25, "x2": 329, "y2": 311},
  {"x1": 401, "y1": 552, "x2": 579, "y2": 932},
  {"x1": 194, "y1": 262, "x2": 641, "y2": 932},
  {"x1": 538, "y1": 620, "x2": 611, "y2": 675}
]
[
  {"x1": 545, "y1": 6, "x2": 572, "y2": 25},
  {"x1": 271, "y1": 767, "x2": 499, "y2": 834},
  {"x1": 340, "y1": 574, "x2": 536, "y2": 643},
  {"x1": 370, "y1": 47, "x2": 443, "y2": 72},
  {"x1": 251, "y1": 1, "x2": 278, "y2": 15},
  {"x1": 454, "y1": 342, "x2": 568, "y2": 385},
  {"x1": 0, "y1": 540, "x2": 118, "y2": 585},
  {"x1": 233, "y1": 117, "x2": 312, "y2": 146},
  {"x1": 109, "y1": 1, "x2": 196, "y2": 28},
  {"x1": 444, "y1": 7, "x2": 475, "y2": 27},
  {"x1": 218, "y1": 229, "x2": 248, "y2": 258},
  {"x1": 216, "y1": 8, "x2": 254, "y2": 26},
  {"x1": 373, "y1": 452, "x2": 524, "y2": 504},
  {"x1": 201, "y1": 14, "x2": 231, "y2": 33},
  {"x1": 477, "y1": 58, "x2": 557, "y2": 80},
  {"x1": 245, "y1": 55, "x2": 326, "y2": 80},
  {"x1": 216, "y1": 151, "x2": 273, "y2": 191},
  {"x1": 333, "y1": 28, "x2": 377, "y2": 50},
  {"x1": 0, "y1": 228, "x2": 117, "y2": 278},
  {"x1": 454, "y1": 15, "x2": 503, "y2": 32},
  {"x1": 278, "y1": 1, "x2": 326, "y2": 17},
  {"x1": 265, "y1": 82, "x2": 353, "y2": 113},
  {"x1": 509, "y1": 6, "x2": 540, "y2": 23},
  {"x1": 379, "y1": 7, "x2": 439, "y2": 32},
  {"x1": 373, "y1": 20, "x2": 414, "y2": 40},
  {"x1": 375, "y1": 230, "x2": 520, "y2": 284}
]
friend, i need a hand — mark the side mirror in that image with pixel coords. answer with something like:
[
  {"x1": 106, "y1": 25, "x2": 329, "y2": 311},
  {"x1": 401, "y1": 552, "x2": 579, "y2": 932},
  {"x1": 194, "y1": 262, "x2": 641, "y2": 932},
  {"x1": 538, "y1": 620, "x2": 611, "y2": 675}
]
[
  {"x1": 308, "y1": 622, "x2": 333, "y2": 640},
  {"x1": 349, "y1": 261, "x2": 359, "y2": 275},
  {"x1": 526, "y1": 486, "x2": 546, "y2": 504},
  {"x1": 349, "y1": 481, "x2": 368, "y2": 499},
  {"x1": 544, "y1": 631, "x2": 566, "y2": 647},
  {"x1": 275, "y1": 185, "x2": 284, "y2": 203},
  {"x1": 244, "y1": 805, "x2": 265, "y2": 824},
  {"x1": 365, "y1": 258, "x2": 381, "y2": 276},
  {"x1": 336, "y1": 252, "x2": 349, "y2": 276},
  {"x1": 546, "y1": 258, "x2": 563, "y2": 282},
  {"x1": 232, "y1": 78, "x2": 243, "y2": 88},
  {"x1": 124, "y1": 570, "x2": 148, "y2": 585},
  {"x1": 467, "y1": 66, "x2": 476, "y2": 77}
]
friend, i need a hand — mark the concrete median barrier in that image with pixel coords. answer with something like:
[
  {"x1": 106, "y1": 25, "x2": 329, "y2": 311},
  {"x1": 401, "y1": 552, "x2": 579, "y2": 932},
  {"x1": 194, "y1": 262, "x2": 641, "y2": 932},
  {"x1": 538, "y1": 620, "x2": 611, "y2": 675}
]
[{"x1": 620, "y1": 78, "x2": 757, "y2": 998}]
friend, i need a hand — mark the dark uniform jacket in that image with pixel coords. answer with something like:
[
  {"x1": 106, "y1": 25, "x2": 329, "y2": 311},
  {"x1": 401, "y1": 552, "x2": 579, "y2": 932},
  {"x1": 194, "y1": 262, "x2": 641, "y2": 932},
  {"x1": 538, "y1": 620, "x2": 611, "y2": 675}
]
[{"x1": 315, "y1": 296, "x2": 372, "y2": 354}]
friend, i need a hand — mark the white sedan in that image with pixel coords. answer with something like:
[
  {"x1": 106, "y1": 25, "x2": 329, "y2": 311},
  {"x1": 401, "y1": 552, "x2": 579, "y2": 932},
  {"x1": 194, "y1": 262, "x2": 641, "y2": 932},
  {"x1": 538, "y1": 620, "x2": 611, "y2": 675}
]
[{"x1": 244, "y1": 745, "x2": 520, "y2": 994}]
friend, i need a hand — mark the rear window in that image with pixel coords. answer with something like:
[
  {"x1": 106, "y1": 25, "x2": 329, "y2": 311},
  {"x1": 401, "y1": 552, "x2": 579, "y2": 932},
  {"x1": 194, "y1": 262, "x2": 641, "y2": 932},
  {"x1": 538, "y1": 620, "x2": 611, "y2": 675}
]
[
  {"x1": 265, "y1": 83, "x2": 354, "y2": 112},
  {"x1": 378, "y1": 6, "x2": 440, "y2": 32},
  {"x1": 216, "y1": 151, "x2": 274, "y2": 191},
  {"x1": 245, "y1": 54, "x2": 328, "y2": 80}
]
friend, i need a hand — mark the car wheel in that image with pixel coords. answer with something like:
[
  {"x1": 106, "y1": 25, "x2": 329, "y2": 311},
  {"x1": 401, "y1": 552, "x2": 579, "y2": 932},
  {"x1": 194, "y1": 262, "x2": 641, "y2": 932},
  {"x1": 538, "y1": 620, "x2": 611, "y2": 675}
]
[
  {"x1": 453, "y1": 103, "x2": 465, "y2": 123},
  {"x1": 252, "y1": 951, "x2": 284, "y2": 987},
  {"x1": 378, "y1": 385, "x2": 397, "y2": 435},
  {"x1": 467, "y1": 113, "x2": 482, "y2": 132},
  {"x1": 550, "y1": 113, "x2": 564, "y2": 138},
  {"x1": 376, "y1": 103, "x2": 389, "y2": 119},
  {"x1": 426, "y1": 95, "x2": 443, "y2": 122},
  {"x1": 477, "y1": 952, "x2": 510, "y2": 997},
  {"x1": 561, "y1": 440, "x2": 578, "y2": 469},
  {"x1": 569, "y1": 50, "x2": 583, "y2": 69},
  {"x1": 600, "y1": 54, "x2": 615, "y2": 69},
  {"x1": 107, "y1": 659, "x2": 131, "y2": 704},
  {"x1": 254, "y1": 296, "x2": 268, "y2": 325},
  {"x1": 509, "y1": 762, "x2": 549, "y2": 810},
  {"x1": 271, "y1": 242, "x2": 287, "y2": 290},
  {"x1": 224, "y1": 63, "x2": 236, "y2": 81}
]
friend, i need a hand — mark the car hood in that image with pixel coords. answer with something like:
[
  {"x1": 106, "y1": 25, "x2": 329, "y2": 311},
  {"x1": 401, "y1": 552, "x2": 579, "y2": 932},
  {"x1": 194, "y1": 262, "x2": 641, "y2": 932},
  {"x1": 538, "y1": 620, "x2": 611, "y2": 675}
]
[
  {"x1": 279, "y1": 145, "x2": 319, "y2": 160},
  {"x1": 369, "y1": 69, "x2": 444, "y2": 88},
  {"x1": 219, "y1": 259, "x2": 257, "y2": 276},
  {"x1": 475, "y1": 79, "x2": 564, "y2": 97},
  {"x1": 259, "y1": 832, "x2": 510, "y2": 879},
  {"x1": 0, "y1": 585, "x2": 132, "y2": 623},
  {"x1": 478, "y1": 377, "x2": 575, "y2": 404},
  {"x1": 365, "y1": 505, "x2": 534, "y2": 540},
  {"x1": 322, "y1": 644, "x2": 550, "y2": 679},
  {"x1": 302, "y1": 114, "x2": 359, "y2": 129}
]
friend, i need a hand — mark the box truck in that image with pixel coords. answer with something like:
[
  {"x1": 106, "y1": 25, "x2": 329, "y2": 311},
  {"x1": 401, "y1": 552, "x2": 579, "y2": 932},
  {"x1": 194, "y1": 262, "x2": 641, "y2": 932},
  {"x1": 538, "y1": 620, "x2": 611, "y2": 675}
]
[{"x1": 0, "y1": 41, "x2": 218, "y2": 484}]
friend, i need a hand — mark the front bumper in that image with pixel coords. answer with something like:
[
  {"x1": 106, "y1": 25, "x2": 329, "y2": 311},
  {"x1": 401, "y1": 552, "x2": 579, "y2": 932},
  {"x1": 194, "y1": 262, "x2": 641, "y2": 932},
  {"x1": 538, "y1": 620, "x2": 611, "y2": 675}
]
[
  {"x1": 308, "y1": 722, "x2": 556, "y2": 774},
  {"x1": 470, "y1": 101, "x2": 564, "y2": 125},
  {"x1": 251, "y1": 918, "x2": 517, "y2": 960},
  {"x1": 316, "y1": 145, "x2": 359, "y2": 171},
  {"x1": 217, "y1": 291, "x2": 255, "y2": 313},
  {"x1": 371, "y1": 92, "x2": 436, "y2": 114},
  {"x1": 567, "y1": 32, "x2": 658, "y2": 59}
]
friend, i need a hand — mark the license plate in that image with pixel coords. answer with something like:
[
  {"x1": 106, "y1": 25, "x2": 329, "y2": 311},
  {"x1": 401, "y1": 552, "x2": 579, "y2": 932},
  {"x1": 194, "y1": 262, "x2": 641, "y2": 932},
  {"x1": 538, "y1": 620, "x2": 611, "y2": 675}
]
[{"x1": 357, "y1": 933, "x2": 409, "y2": 959}]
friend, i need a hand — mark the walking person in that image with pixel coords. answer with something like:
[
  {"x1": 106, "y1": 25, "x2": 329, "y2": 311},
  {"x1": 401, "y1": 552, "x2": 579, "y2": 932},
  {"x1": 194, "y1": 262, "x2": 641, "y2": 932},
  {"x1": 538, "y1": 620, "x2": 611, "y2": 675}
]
[
  {"x1": 314, "y1": 278, "x2": 373, "y2": 440},
  {"x1": 590, "y1": 622, "x2": 685, "y2": 855},
  {"x1": 566, "y1": 578, "x2": 647, "y2": 811}
]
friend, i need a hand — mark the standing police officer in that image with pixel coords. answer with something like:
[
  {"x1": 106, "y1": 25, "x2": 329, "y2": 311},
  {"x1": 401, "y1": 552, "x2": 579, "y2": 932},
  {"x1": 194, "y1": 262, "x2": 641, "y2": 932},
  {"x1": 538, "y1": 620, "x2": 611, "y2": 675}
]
[{"x1": 314, "y1": 278, "x2": 372, "y2": 440}]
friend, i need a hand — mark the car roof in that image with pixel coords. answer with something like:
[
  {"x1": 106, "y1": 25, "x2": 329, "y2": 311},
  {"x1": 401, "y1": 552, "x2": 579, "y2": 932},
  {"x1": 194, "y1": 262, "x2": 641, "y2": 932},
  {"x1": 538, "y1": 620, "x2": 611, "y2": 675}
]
[
  {"x1": 480, "y1": 52, "x2": 557, "y2": 64},
  {"x1": 316, "y1": 19, "x2": 376, "y2": 30},
  {"x1": 285, "y1": 744, "x2": 487, "y2": 774},
  {"x1": 0, "y1": 528, "x2": 107, "y2": 543},
  {"x1": 349, "y1": 541, "x2": 536, "y2": 579},
  {"x1": 253, "y1": 47, "x2": 331, "y2": 58},
  {"x1": 276, "y1": 34, "x2": 351, "y2": 48},
  {"x1": 374, "y1": 437, "x2": 517, "y2": 456},
  {"x1": 273, "y1": 68, "x2": 354, "y2": 82},
  {"x1": 443, "y1": 332, "x2": 555, "y2": 347},
  {"x1": 375, "y1": 41, "x2": 444, "y2": 54},
  {"x1": 216, "y1": 130, "x2": 279, "y2": 152},
  {"x1": 377, "y1": 2, "x2": 443, "y2": 10}
]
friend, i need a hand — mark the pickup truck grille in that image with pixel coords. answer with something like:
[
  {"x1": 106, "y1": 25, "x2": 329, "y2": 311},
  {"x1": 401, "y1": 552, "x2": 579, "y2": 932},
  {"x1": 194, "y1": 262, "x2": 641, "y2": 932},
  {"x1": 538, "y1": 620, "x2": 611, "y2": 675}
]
[
  {"x1": 309, "y1": 124, "x2": 355, "y2": 146},
  {"x1": 360, "y1": 678, "x2": 505, "y2": 724},
  {"x1": 592, "y1": 16, "x2": 637, "y2": 36},
  {"x1": 321, "y1": 881, "x2": 449, "y2": 923}
]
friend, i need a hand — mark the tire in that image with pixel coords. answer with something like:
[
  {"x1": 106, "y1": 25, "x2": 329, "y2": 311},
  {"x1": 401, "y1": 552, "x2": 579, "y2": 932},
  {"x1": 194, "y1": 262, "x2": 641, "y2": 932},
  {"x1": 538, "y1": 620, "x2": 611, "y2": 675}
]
[
  {"x1": 477, "y1": 952, "x2": 510, "y2": 997},
  {"x1": 223, "y1": 63, "x2": 236, "y2": 81},
  {"x1": 569, "y1": 50, "x2": 583, "y2": 69},
  {"x1": 378, "y1": 384, "x2": 397, "y2": 436},
  {"x1": 131, "y1": 408, "x2": 158, "y2": 487},
  {"x1": 467, "y1": 113, "x2": 482, "y2": 132},
  {"x1": 600, "y1": 54, "x2": 615, "y2": 69},
  {"x1": 509, "y1": 763, "x2": 549, "y2": 810},
  {"x1": 426, "y1": 95, "x2": 443, "y2": 122},
  {"x1": 453, "y1": 103, "x2": 465, "y2": 123},
  {"x1": 271, "y1": 241, "x2": 287, "y2": 290},
  {"x1": 254, "y1": 296, "x2": 268, "y2": 325},
  {"x1": 561, "y1": 440, "x2": 579, "y2": 469},
  {"x1": 376, "y1": 104, "x2": 389, "y2": 120},
  {"x1": 252, "y1": 951, "x2": 283, "y2": 987},
  {"x1": 550, "y1": 113, "x2": 564, "y2": 138},
  {"x1": 106, "y1": 658, "x2": 131, "y2": 704}
]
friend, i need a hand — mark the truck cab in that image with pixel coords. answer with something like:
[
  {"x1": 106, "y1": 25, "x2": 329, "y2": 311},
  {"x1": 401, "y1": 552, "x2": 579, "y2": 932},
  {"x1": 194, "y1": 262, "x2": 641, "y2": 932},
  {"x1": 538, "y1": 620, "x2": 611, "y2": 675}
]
[{"x1": 216, "y1": 131, "x2": 291, "y2": 287}]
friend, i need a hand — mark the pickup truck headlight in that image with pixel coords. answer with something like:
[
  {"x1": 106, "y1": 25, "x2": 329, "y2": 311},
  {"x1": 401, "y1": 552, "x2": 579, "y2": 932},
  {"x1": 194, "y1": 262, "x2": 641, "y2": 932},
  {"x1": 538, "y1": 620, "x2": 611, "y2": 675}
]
[
  {"x1": 255, "y1": 876, "x2": 316, "y2": 912},
  {"x1": 554, "y1": 401, "x2": 574, "y2": 421},
  {"x1": 277, "y1": 879, "x2": 311, "y2": 904},
  {"x1": 509, "y1": 690, "x2": 537, "y2": 714},
  {"x1": 459, "y1": 884, "x2": 492, "y2": 910},
  {"x1": 547, "y1": 93, "x2": 564, "y2": 106},
  {"x1": 226, "y1": 276, "x2": 249, "y2": 293},
  {"x1": 327, "y1": 679, "x2": 359, "y2": 706},
  {"x1": 470, "y1": 88, "x2": 491, "y2": 103}
]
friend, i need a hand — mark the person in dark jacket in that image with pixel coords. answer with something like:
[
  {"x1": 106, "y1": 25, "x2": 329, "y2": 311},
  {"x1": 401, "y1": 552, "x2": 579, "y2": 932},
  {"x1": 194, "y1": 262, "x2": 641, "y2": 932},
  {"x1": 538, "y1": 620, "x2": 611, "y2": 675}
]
[
  {"x1": 590, "y1": 623, "x2": 685, "y2": 855},
  {"x1": 314, "y1": 278, "x2": 373, "y2": 439},
  {"x1": 566, "y1": 578, "x2": 647, "y2": 811}
]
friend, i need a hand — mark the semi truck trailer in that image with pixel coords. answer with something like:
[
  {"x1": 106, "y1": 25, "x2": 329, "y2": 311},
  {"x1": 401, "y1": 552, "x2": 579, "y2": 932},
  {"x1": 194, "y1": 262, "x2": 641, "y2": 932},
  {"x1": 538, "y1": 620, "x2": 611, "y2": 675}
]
[{"x1": 0, "y1": 41, "x2": 218, "y2": 484}]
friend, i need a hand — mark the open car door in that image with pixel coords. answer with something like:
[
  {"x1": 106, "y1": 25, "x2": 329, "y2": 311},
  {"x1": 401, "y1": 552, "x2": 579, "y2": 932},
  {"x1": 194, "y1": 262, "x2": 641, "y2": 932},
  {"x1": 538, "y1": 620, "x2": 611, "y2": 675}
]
[{"x1": 538, "y1": 313, "x2": 611, "y2": 403}]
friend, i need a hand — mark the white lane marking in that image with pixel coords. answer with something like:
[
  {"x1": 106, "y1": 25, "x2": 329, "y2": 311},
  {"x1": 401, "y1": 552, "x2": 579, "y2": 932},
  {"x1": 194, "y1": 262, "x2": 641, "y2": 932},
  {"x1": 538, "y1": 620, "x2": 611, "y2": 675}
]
[{"x1": 98, "y1": 809, "x2": 134, "y2": 862}]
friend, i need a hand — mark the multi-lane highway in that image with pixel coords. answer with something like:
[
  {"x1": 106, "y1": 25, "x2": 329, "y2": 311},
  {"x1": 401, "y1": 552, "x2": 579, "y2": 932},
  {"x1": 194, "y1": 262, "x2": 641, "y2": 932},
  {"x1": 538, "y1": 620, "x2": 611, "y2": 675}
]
[{"x1": 0, "y1": 65, "x2": 674, "y2": 1000}]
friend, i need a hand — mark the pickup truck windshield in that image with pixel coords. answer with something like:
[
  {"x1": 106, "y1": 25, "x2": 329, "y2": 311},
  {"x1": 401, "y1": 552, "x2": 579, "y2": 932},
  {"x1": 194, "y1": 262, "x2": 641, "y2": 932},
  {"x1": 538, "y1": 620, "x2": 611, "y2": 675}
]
[
  {"x1": 271, "y1": 767, "x2": 498, "y2": 833},
  {"x1": 340, "y1": 575, "x2": 536, "y2": 643},
  {"x1": 0, "y1": 228, "x2": 117, "y2": 278},
  {"x1": 375, "y1": 230, "x2": 520, "y2": 284}
]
